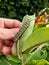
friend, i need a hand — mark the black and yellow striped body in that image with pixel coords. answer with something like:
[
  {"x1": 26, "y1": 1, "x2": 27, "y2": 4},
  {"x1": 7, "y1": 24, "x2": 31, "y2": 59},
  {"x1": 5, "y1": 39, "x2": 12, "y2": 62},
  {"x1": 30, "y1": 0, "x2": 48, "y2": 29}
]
[{"x1": 14, "y1": 21, "x2": 30, "y2": 42}]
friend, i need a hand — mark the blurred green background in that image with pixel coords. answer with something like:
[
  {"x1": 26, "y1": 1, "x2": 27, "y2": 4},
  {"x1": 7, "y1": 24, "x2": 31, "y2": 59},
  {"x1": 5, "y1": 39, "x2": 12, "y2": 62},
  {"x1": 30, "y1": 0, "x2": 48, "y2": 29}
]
[{"x1": 0, "y1": 0, "x2": 49, "y2": 21}]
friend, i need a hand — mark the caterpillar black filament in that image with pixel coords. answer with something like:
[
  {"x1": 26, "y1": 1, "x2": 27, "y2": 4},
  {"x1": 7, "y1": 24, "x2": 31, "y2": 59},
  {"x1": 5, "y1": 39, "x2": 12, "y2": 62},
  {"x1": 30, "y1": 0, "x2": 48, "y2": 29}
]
[{"x1": 14, "y1": 19, "x2": 33, "y2": 42}]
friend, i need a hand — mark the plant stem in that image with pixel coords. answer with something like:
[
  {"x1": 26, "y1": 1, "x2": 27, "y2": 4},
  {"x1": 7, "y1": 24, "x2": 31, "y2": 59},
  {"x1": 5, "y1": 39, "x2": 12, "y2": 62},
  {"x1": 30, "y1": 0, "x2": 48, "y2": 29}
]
[
  {"x1": 17, "y1": 40, "x2": 24, "y2": 65},
  {"x1": 21, "y1": 55, "x2": 24, "y2": 65}
]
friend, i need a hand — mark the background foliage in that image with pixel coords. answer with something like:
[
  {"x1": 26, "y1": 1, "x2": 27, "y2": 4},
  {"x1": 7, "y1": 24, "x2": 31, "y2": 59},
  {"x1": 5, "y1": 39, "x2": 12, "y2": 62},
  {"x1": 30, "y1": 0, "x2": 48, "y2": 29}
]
[{"x1": 0, "y1": 0, "x2": 49, "y2": 21}]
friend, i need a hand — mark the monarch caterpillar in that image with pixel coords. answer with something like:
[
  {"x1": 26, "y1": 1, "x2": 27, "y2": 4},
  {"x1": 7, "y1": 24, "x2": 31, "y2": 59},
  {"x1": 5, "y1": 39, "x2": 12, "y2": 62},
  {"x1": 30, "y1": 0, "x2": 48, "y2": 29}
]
[{"x1": 14, "y1": 19, "x2": 33, "y2": 42}]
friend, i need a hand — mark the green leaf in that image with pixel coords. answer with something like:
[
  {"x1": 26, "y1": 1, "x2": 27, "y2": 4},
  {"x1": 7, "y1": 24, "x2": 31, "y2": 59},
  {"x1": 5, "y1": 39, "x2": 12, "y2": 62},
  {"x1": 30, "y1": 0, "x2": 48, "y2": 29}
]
[
  {"x1": 10, "y1": 2, "x2": 14, "y2": 5},
  {"x1": 19, "y1": 14, "x2": 35, "y2": 52},
  {"x1": 8, "y1": 11, "x2": 16, "y2": 18},
  {"x1": 23, "y1": 44, "x2": 47, "y2": 64},
  {"x1": 26, "y1": 60, "x2": 49, "y2": 65},
  {"x1": 6, "y1": 55, "x2": 20, "y2": 63},
  {"x1": 0, "y1": 56, "x2": 20, "y2": 65},
  {"x1": 31, "y1": 48, "x2": 47, "y2": 60},
  {"x1": 21, "y1": 27, "x2": 49, "y2": 52},
  {"x1": 43, "y1": 43, "x2": 49, "y2": 50},
  {"x1": 46, "y1": 51, "x2": 49, "y2": 62},
  {"x1": 23, "y1": 53, "x2": 31, "y2": 63},
  {"x1": 33, "y1": 24, "x2": 46, "y2": 31}
]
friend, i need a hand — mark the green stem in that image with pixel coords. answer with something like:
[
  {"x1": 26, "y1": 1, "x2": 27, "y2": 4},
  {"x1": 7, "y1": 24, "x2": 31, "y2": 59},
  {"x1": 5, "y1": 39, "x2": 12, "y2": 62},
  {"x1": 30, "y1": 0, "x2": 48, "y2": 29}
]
[{"x1": 17, "y1": 40, "x2": 24, "y2": 65}]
